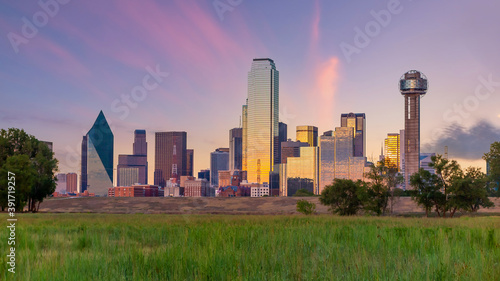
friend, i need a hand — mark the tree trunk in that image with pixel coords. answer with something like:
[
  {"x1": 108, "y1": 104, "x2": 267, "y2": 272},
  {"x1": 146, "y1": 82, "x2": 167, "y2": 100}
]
[{"x1": 450, "y1": 207, "x2": 457, "y2": 218}]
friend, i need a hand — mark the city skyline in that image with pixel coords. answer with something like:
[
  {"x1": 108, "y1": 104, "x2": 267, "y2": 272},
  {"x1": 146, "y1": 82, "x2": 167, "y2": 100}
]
[{"x1": 1, "y1": 0, "x2": 499, "y2": 181}]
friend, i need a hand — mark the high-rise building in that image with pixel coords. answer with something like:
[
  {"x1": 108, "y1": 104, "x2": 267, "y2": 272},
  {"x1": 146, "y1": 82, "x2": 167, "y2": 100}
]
[
  {"x1": 384, "y1": 133, "x2": 400, "y2": 170},
  {"x1": 229, "y1": 128, "x2": 242, "y2": 171},
  {"x1": 319, "y1": 131, "x2": 335, "y2": 192},
  {"x1": 280, "y1": 146, "x2": 320, "y2": 196},
  {"x1": 154, "y1": 132, "x2": 187, "y2": 187},
  {"x1": 281, "y1": 139, "x2": 309, "y2": 164},
  {"x1": 66, "y1": 173, "x2": 78, "y2": 193},
  {"x1": 210, "y1": 148, "x2": 229, "y2": 186},
  {"x1": 56, "y1": 173, "x2": 67, "y2": 193},
  {"x1": 420, "y1": 153, "x2": 436, "y2": 174},
  {"x1": 243, "y1": 58, "x2": 279, "y2": 184},
  {"x1": 242, "y1": 103, "x2": 248, "y2": 171},
  {"x1": 340, "y1": 113, "x2": 366, "y2": 157},
  {"x1": 400, "y1": 70, "x2": 428, "y2": 189},
  {"x1": 80, "y1": 111, "x2": 114, "y2": 196},
  {"x1": 117, "y1": 130, "x2": 148, "y2": 186},
  {"x1": 277, "y1": 122, "x2": 288, "y2": 164},
  {"x1": 296, "y1": 126, "x2": 318, "y2": 147},
  {"x1": 133, "y1": 130, "x2": 147, "y2": 156},
  {"x1": 198, "y1": 169, "x2": 210, "y2": 182},
  {"x1": 186, "y1": 149, "x2": 194, "y2": 177}
]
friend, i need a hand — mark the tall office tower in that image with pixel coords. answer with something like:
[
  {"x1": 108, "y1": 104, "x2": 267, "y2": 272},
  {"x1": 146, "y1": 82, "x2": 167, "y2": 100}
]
[
  {"x1": 186, "y1": 149, "x2": 194, "y2": 177},
  {"x1": 154, "y1": 132, "x2": 187, "y2": 187},
  {"x1": 244, "y1": 58, "x2": 279, "y2": 184},
  {"x1": 66, "y1": 173, "x2": 78, "y2": 193},
  {"x1": 117, "y1": 130, "x2": 148, "y2": 186},
  {"x1": 55, "y1": 173, "x2": 67, "y2": 193},
  {"x1": 340, "y1": 113, "x2": 366, "y2": 157},
  {"x1": 384, "y1": 133, "x2": 400, "y2": 170},
  {"x1": 400, "y1": 70, "x2": 428, "y2": 189},
  {"x1": 281, "y1": 146, "x2": 320, "y2": 196},
  {"x1": 242, "y1": 103, "x2": 248, "y2": 171},
  {"x1": 319, "y1": 131, "x2": 335, "y2": 193},
  {"x1": 198, "y1": 169, "x2": 210, "y2": 182},
  {"x1": 210, "y1": 148, "x2": 229, "y2": 186},
  {"x1": 277, "y1": 122, "x2": 287, "y2": 165},
  {"x1": 281, "y1": 139, "x2": 309, "y2": 163},
  {"x1": 133, "y1": 130, "x2": 147, "y2": 156},
  {"x1": 296, "y1": 126, "x2": 318, "y2": 147},
  {"x1": 80, "y1": 111, "x2": 114, "y2": 196},
  {"x1": 334, "y1": 127, "x2": 354, "y2": 179},
  {"x1": 229, "y1": 128, "x2": 243, "y2": 171}
]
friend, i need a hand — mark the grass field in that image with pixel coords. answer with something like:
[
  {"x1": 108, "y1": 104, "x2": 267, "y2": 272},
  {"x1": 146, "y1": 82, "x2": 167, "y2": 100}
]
[{"x1": 0, "y1": 214, "x2": 499, "y2": 280}]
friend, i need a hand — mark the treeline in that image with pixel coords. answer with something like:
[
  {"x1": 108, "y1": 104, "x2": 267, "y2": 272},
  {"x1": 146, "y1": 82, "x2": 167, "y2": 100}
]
[
  {"x1": 319, "y1": 142, "x2": 499, "y2": 217},
  {"x1": 0, "y1": 128, "x2": 58, "y2": 212}
]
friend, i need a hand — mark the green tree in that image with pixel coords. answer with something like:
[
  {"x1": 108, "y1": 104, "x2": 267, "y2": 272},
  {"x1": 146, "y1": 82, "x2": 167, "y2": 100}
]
[
  {"x1": 0, "y1": 128, "x2": 58, "y2": 212},
  {"x1": 296, "y1": 199, "x2": 316, "y2": 215},
  {"x1": 363, "y1": 160, "x2": 402, "y2": 215},
  {"x1": 428, "y1": 154, "x2": 462, "y2": 217},
  {"x1": 448, "y1": 167, "x2": 494, "y2": 216},
  {"x1": 320, "y1": 179, "x2": 363, "y2": 216},
  {"x1": 410, "y1": 168, "x2": 445, "y2": 217},
  {"x1": 0, "y1": 155, "x2": 35, "y2": 211}
]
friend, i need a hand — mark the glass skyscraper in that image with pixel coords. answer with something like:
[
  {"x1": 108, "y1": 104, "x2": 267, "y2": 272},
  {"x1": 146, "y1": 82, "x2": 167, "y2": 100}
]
[
  {"x1": 296, "y1": 126, "x2": 318, "y2": 147},
  {"x1": 210, "y1": 148, "x2": 229, "y2": 186},
  {"x1": 340, "y1": 113, "x2": 366, "y2": 157},
  {"x1": 229, "y1": 128, "x2": 242, "y2": 171},
  {"x1": 319, "y1": 131, "x2": 335, "y2": 193},
  {"x1": 81, "y1": 111, "x2": 114, "y2": 196},
  {"x1": 243, "y1": 58, "x2": 279, "y2": 184},
  {"x1": 280, "y1": 146, "x2": 319, "y2": 196},
  {"x1": 384, "y1": 133, "x2": 400, "y2": 170}
]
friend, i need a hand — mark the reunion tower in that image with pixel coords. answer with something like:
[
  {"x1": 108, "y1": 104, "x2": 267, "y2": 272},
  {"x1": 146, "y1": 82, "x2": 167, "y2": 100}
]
[{"x1": 400, "y1": 70, "x2": 428, "y2": 189}]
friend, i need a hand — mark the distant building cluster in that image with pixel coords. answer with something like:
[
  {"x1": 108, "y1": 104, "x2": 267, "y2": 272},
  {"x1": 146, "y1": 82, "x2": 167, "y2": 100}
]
[{"x1": 53, "y1": 61, "x2": 436, "y2": 198}]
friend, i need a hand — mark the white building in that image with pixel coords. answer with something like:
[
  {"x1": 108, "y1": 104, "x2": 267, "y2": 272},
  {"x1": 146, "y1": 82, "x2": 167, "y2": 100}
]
[{"x1": 251, "y1": 183, "x2": 270, "y2": 197}]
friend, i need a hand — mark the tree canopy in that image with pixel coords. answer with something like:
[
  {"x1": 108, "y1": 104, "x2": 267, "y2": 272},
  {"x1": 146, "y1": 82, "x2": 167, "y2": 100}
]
[{"x1": 0, "y1": 128, "x2": 58, "y2": 212}]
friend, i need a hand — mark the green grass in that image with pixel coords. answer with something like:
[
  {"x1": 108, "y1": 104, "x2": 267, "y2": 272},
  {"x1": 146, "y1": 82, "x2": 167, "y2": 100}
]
[{"x1": 0, "y1": 214, "x2": 499, "y2": 280}]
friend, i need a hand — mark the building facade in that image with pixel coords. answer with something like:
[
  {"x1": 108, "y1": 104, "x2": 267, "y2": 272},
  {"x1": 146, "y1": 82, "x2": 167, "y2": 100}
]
[
  {"x1": 280, "y1": 146, "x2": 320, "y2": 196},
  {"x1": 229, "y1": 128, "x2": 243, "y2": 171},
  {"x1": 281, "y1": 140, "x2": 309, "y2": 164},
  {"x1": 296, "y1": 126, "x2": 318, "y2": 147},
  {"x1": 340, "y1": 113, "x2": 366, "y2": 157},
  {"x1": 184, "y1": 179, "x2": 213, "y2": 197},
  {"x1": 81, "y1": 111, "x2": 114, "y2": 196},
  {"x1": 243, "y1": 58, "x2": 279, "y2": 184},
  {"x1": 210, "y1": 148, "x2": 229, "y2": 186},
  {"x1": 154, "y1": 132, "x2": 187, "y2": 187},
  {"x1": 117, "y1": 130, "x2": 148, "y2": 186},
  {"x1": 384, "y1": 133, "x2": 400, "y2": 170},
  {"x1": 66, "y1": 173, "x2": 78, "y2": 193},
  {"x1": 186, "y1": 149, "x2": 194, "y2": 177}
]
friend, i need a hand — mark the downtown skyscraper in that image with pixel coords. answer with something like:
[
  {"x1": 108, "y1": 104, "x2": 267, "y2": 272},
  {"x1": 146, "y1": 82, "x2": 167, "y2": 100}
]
[
  {"x1": 154, "y1": 132, "x2": 187, "y2": 187},
  {"x1": 117, "y1": 130, "x2": 148, "y2": 186},
  {"x1": 81, "y1": 111, "x2": 114, "y2": 196},
  {"x1": 242, "y1": 58, "x2": 279, "y2": 184}
]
